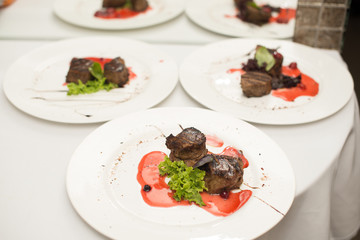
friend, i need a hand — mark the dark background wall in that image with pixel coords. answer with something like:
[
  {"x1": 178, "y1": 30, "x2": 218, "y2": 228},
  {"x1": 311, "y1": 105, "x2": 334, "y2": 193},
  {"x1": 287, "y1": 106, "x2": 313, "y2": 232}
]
[{"x1": 342, "y1": 0, "x2": 360, "y2": 104}]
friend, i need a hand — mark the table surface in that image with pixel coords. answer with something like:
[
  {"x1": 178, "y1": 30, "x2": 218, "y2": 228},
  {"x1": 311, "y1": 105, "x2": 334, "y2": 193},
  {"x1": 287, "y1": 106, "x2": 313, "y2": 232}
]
[{"x1": 1, "y1": 1, "x2": 360, "y2": 240}]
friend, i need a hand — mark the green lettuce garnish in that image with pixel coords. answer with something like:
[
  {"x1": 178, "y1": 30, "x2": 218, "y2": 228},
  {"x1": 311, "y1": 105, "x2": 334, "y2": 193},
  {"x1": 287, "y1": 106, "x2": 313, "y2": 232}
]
[
  {"x1": 158, "y1": 156, "x2": 207, "y2": 206},
  {"x1": 66, "y1": 62, "x2": 117, "y2": 96},
  {"x1": 255, "y1": 46, "x2": 275, "y2": 71}
]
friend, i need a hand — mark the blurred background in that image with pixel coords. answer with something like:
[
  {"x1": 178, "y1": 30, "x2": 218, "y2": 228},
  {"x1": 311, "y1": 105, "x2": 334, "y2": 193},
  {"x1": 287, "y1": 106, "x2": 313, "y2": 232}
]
[{"x1": 342, "y1": 0, "x2": 359, "y2": 104}]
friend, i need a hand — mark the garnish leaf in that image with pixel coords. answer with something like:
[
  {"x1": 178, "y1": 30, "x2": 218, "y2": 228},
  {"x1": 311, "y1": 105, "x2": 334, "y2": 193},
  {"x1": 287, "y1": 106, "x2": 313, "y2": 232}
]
[
  {"x1": 255, "y1": 46, "x2": 275, "y2": 71},
  {"x1": 89, "y1": 62, "x2": 103, "y2": 81},
  {"x1": 158, "y1": 156, "x2": 207, "y2": 206}
]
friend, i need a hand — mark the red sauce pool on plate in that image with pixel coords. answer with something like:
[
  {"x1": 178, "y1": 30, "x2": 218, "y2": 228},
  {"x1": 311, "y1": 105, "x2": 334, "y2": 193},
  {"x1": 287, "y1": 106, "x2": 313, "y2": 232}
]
[
  {"x1": 271, "y1": 66, "x2": 319, "y2": 102},
  {"x1": 94, "y1": 6, "x2": 151, "y2": 19},
  {"x1": 205, "y1": 134, "x2": 224, "y2": 147},
  {"x1": 137, "y1": 148, "x2": 252, "y2": 217},
  {"x1": 269, "y1": 8, "x2": 296, "y2": 24}
]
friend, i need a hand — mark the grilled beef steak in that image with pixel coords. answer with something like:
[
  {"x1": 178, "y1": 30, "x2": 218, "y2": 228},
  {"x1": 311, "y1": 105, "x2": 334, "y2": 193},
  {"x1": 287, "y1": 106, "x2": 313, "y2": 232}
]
[
  {"x1": 241, "y1": 71, "x2": 272, "y2": 97},
  {"x1": 196, "y1": 154, "x2": 244, "y2": 194},
  {"x1": 103, "y1": 57, "x2": 129, "y2": 87},
  {"x1": 102, "y1": 0, "x2": 126, "y2": 8},
  {"x1": 234, "y1": 0, "x2": 271, "y2": 26},
  {"x1": 131, "y1": 0, "x2": 148, "y2": 11},
  {"x1": 66, "y1": 58, "x2": 94, "y2": 84},
  {"x1": 165, "y1": 127, "x2": 208, "y2": 167}
]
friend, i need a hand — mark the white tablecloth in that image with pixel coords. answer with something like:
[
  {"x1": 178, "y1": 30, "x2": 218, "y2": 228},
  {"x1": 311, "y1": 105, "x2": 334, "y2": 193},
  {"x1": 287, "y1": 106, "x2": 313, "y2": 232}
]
[{"x1": 0, "y1": 1, "x2": 360, "y2": 239}]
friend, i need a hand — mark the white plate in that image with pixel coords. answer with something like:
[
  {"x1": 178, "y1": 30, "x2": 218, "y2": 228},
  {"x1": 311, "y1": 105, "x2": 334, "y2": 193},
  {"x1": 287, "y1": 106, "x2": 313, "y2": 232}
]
[
  {"x1": 66, "y1": 107, "x2": 295, "y2": 240},
  {"x1": 179, "y1": 38, "x2": 354, "y2": 125},
  {"x1": 3, "y1": 37, "x2": 178, "y2": 123},
  {"x1": 53, "y1": 0, "x2": 185, "y2": 30},
  {"x1": 186, "y1": 0, "x2": 297, "y2": 39}
]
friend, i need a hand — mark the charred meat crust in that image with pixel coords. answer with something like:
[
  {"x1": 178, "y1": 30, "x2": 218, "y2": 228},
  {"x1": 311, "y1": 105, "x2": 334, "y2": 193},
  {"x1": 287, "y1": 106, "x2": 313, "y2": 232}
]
[
  {"x1": 234, "y1": 0, "x2": 271, "y2": 26},
  {"x1": 165, "y1": 127, "x2": 208, "y2": 167},
  {"x1": 102, "y1": 0, "x2": 148, "y2": 12},
  {"x1": 103, "y1": 57, "x2": 129, "y2": 87},
  {"x1": 241, "y1": 71, "x2": 272, "y2": 97},
  {"x1": 102, "y1": 0, "x2": 126, "y2": 8},
  {"x1": 66, "y1": 58, "x2": 94, "y2": 84},
  {"x1": 200, "y1": 154, "x2": 244, "y2": 194},
  {"x1": 131, "y1": 0, "x2": 148, "y2": 12}
]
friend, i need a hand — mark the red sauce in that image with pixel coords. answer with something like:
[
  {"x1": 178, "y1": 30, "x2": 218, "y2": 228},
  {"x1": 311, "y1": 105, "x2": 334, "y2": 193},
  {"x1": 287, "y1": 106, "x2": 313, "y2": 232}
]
[
  {"x1": 205, "y1": 134, "x2": 224, "y2": 147},
  {"x1": 94, "y1": 6, "x2": 151, "y2": 19},
  {"x1": 137, "y1": 148, "x2": 252, "y2": 217},
  {"x1": 269, "y1": 8, "x2": 296, "y2": 24},
  {"x1": 271, "y1": 66, "x2": 319, "y2": 101},
  {"x1": 220, "y1": 146, "x2": 249, "y2": 168},
  {"x1": 227, "y1": 68, "x2": 245, "y2": 75},
  {"x1": 84, "y1": 57, "x2": 137, "y2": 81},
  {"x1": 225, "y1": 14, "x2": 237, "y2": 18}
]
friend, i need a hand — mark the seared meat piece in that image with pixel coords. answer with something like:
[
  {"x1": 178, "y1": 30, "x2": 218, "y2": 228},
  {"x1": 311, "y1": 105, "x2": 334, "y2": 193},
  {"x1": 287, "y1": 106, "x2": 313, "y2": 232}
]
[
  {"x1": 197, "y1": 154, "x2": 244, "y2": 194},
  {"x1": 234, "y1": 0, "x2": 271, "y2": 26},
  {"x1": 66, "y1": 58, "x2": 94, "y2": 84},
  {"x1": 241, "y1": 71, "x2": 272, "y2": 97},
  {"x1": 102, "y1": 0, "x2": 126, "y2": 8},
  {"x1": 103, "y1": 57, "x2": 129, "y2": 87},
  {"x1": 131, "y1": 0, "x2": 148, "y2": 12},
  {"x1": 165, "y1": 127, "x2": 208, "y2": 167}
]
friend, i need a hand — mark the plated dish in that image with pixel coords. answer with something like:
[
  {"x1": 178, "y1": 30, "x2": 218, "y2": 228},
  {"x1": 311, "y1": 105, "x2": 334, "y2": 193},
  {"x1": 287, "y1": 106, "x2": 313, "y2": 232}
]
[
  {"x1": 3, "y1": 37, "x2": 178, "y2": 123},
  {"x1": 53, "y1": 0, "x2": 185, "y2": 30},
  {"x1": 179, "y1": 38, "x2": 353, "y2": 125},
  {"x1": 186, "y1": 0, "x2": 297, "y2": 39},
  {"x1": 66, "y1": 107, "x2": 295, "y2": 240}
]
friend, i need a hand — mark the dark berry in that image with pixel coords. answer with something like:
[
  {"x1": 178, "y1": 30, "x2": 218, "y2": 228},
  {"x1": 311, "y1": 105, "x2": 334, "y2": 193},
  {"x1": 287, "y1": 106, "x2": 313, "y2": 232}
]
[
  {"x1": 143, "y1": 185, "x2": 151, "y2": 192},
  {"x1": 220, "y1": 191, "x2": 229, "y2": 199},
  {"x1": 289, "y1": 62, "x2": 298, "y2": 69}
]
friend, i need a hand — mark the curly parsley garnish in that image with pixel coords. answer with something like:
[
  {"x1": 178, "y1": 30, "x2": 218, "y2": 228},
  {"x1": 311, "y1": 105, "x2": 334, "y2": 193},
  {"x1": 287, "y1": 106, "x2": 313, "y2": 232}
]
[
  {"x1": 158, "y1": 156, "x2": 207, "y2": 206},
  {"x1": 66, "y1": 62, "x2": 117, "y2": 96}
]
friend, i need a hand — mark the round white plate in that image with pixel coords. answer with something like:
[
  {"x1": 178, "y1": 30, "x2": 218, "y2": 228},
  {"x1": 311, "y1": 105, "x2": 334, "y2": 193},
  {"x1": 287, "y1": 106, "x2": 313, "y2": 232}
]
[
  {"x1": 179, "y1": 38, "x2": 354, "y2": 125},
  {"x1": 186, "y1": 0, "x2": 297, "y2": 39},
  {"x1": 3, "y1": 37, "x2": 178, "y2": 123},
  {"x1": 53, "y1": 0, "x2": 185, "y2": 30},
  {"x1": 66, "y1": 107, "x2": 295, "y2": 240}
]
